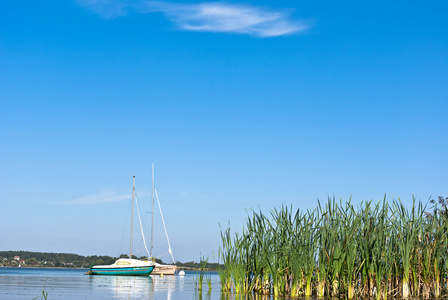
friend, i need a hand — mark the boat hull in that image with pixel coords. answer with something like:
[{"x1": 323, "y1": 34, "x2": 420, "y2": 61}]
[
  {"x1": 151, "y1": 265, "x2": 177, "y2": 275},
  {"x1": 90, "y1": 266, "x2": 154, "y2": 276}
]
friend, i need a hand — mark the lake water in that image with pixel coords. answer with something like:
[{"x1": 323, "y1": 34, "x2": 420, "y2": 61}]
[
  {"x1": 2, "y1": 268, "x2": 431, "y2": 300},
  {"x1": 0, "y1": 267, "x2": 230, "y2": 299}
]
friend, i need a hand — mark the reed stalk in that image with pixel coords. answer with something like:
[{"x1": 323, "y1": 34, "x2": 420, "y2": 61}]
[
  {"x1": 301, "y1": 210, "x2": 319, "y2": 298},
  {"x1": 316, "y1": 201, "x2": 329, "y2": 298},
  {"x1": 33, "y1": 281, "x2": 48, "y2": 300},
  {"x1": 372, "y1": 199, "x2": 392, "y2": 300},
  {"x1": 393, "y1": 197, "x2": 424, "y2": 298},
  {"x1": 196, "y1": 256, "x2": 209, "y2": 291},
  {"x1": 206, "y1": 274, "x2": 212, "y2": 292}
]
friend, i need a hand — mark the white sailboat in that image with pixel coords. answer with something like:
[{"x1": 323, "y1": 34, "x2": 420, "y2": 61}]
[
  {"x1": 89, "y1": 176, "x2": 155, "y2": 276},
  {"x1": 150, "y1": 164, "x2": 178, "y2": 276}
]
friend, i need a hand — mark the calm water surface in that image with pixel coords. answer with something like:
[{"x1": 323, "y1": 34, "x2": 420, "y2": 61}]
[{"x1": 0, "y1": 267, "x2": 229, "y2": 299}]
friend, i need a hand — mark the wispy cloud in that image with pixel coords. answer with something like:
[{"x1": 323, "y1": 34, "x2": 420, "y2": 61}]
[
  {"x1": 145, "y1": 2, "x2": 307, "y2": 37},
  {"x1": 54, "y1": 190, "x2": 130, "y2": 205},
  {"x1": 77, "y1": 0, "x2": 309, "y2": 37}
]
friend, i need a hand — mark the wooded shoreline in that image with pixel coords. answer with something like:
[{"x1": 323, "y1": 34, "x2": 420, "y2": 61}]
[{"x1": 0, "y1": 250, "x2": 222, "y2": 271}]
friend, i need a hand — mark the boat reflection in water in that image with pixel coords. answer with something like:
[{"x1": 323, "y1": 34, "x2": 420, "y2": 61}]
[
  {"x1": 0, "y1": 268, "x2": 224, "y2": 299},
  {"x1": 89, "y1": 274, "x2": 153, "y2": 299},
  {"x1": 87, "y1": 271, "x2": 209, "y2": 299}
]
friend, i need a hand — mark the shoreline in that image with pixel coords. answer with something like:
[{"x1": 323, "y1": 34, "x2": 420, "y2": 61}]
[{"x1": 0, "y1": 265, "x2": 216, "y2": 272}]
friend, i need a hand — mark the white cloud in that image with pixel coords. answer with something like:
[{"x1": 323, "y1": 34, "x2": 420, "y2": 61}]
[
  {"x1": 54, "y1": 190, "x2": 130, "y2": 205},
  {"x1": 77, "y1": 0, "x2": 309, "y2": 37},
  {"x1": 145, "y1": 1, "x2": 307, "y2": 37}
]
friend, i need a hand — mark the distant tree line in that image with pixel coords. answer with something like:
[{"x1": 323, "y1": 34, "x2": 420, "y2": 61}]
[
  {"x1": 0, "y1": 251, "x2": 115, "y2": 268},
  {"x1": 0, "y1": 251, "x2": 223, "y2": 270},
  {"x1": 175, "y1": 260, "x2": 222, "y2": 271}
]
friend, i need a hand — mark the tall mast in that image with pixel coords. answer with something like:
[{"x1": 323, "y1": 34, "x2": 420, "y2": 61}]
[
  {"x1": 130, "y1": 176, "x2": 135, "y2": 258},
  {"x1": 150, "y1": 163, "x2": 154, "y2": 258}
]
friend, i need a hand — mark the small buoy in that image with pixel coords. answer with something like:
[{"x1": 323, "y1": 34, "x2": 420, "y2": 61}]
[
  {"x1": 178, "y1": 270, "x2": 185, "y2": 276},
  {"x1": 160, "y1": 273, "x2": 164, "y2": 277}
]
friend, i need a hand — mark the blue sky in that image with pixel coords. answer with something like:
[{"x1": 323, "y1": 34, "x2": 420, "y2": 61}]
[{"x1": 1, "y1": 0, "x2": 447, "y2": 262}]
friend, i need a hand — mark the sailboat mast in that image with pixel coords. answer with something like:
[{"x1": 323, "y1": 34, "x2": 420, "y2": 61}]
[
  {"x1": 130, "y1": 175, "x2": 135, "y2": 258},
  {"x1": 150, "y1": 163, "x2": 154, "y2": 258}
]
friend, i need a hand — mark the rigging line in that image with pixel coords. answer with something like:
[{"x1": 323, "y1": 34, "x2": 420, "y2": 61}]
[
  {"x1": 155, "y1": 188, "x2": 175, "y2": 262},
  {"x1": 133, "y1": 248, "x2": 145, "y2": 255},
  {"x1": 135, "y1": 192, "x2": 150, "y2": 240},
  {"x1": 135, "y1": 194, "x2": 151, "y2": 258},
  {"x1": 156, "y1": 251, "x2": 170, "y2": 258},
  {"x1": 118, "y1": 195, "x2": 132, "y2": 258}
]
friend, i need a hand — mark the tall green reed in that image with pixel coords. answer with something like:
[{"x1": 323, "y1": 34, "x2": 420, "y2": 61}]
[{"x1": 218, "y1": 195, "x2": 448, "y2": 299}]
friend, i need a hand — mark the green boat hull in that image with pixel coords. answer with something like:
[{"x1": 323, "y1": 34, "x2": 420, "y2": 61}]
[{"x1": 90, "y1": 266, "x2": 154, "y2": 276}]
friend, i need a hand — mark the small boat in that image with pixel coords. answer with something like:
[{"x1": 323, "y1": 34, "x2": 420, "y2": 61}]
[
  {"x1": 90, "y1": 258, "x2": 154, "y2": 276},
  {"x1": 90, "y1": 176, "x2": 155, "y2": 276},
  {"x1": 151, "y1": 262, "x2": 177, "y2": 275}
]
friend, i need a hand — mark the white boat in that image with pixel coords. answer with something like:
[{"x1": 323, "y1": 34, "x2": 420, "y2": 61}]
[
  {"x1": 89, "y1": 258, "x2": 154, "y2": 276},
  {"x1": 149, "y1": 164, "x2": 178, "y2": 276},
  {"x1": 89, "y1": 176, "x2": 155, "y2": 276}
]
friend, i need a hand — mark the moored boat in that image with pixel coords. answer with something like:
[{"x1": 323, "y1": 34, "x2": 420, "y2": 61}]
[
  {"x1": 151, "y1": 262, "x2": 177, "y2": 275},
  {"x1": 88, "y1": 176, "x2": 155, "y2": 276},
  {"x1": 90, "y1": 258, "x2": 154, "y2": 276}
]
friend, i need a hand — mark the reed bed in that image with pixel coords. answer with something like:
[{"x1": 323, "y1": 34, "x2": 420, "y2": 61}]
[{"x1": 218, "y1": 196, "x2": 448, "y2": 299}]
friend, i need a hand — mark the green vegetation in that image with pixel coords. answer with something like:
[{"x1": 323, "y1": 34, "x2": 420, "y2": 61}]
[
  {"x1": 175, "y1": 260, "x2": 222, "y2": 271},
  {"x1": 33, "y1": 282, "x2": 48, "y2": 300},
  {"x1": 195, "y1": 256, "x2": 210, "y2": 292},
  {"x1": 219, "y1": 195, "x2": 448, "y2": 299},
  {"x1": 33, "y1": 289, "x2": 48, "y2": 300},
  {"x1": 195, "y1": 258, "x2": 203, "y2": 291},
  {"x1": 0, "y1": 251, "x2": 115, "y2": 268},
  {"x1": 0, "y1": 250, "x2": 223, "y2": 270}
]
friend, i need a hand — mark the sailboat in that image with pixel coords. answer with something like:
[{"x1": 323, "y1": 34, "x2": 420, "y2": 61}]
[
  {"x1": 150, "y1": 164, "x2": 178, "y2": 276},
  {"x1": 89, "y1": 176, "x2": 155, "y2": 276}
]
